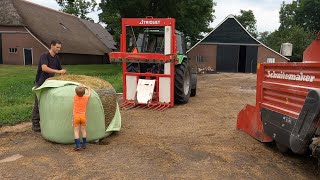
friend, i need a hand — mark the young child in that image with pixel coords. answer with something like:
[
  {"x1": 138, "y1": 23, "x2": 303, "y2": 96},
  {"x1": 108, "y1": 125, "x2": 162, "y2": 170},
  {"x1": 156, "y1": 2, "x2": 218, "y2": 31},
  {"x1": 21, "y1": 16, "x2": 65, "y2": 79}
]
[{"x1": 73, "y1": 85, "x2": 91, "y2": 151}]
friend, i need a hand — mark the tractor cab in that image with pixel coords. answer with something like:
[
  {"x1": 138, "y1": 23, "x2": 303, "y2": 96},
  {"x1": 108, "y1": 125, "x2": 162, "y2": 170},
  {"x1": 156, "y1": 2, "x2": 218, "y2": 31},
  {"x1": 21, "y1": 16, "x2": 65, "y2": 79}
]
[
  {"x1": 130, "y1": 28, "x2": 187, "y2": 74},
  {"x1": 135, "y1": 28, "x2": 186, "y2": 55}
]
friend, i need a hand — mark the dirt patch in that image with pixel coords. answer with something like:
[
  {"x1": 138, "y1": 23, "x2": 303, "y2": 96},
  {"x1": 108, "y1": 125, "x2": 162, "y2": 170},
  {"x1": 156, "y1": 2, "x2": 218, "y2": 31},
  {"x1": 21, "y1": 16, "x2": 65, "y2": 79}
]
[
  {"x1": 0, "y1": 73, "x2": 319, "y2": 179},
  {"x1": 0, "y1": 122, "x2": 31, "y2": 133}
]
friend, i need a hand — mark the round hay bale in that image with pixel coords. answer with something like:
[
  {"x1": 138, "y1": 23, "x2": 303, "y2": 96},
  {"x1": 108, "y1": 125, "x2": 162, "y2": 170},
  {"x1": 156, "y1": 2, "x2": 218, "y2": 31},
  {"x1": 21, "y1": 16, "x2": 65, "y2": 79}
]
[
  {"x1": 37, "y1": 84, "x2": 106, "y2": 144},
  {"x1": 49, "y1": 75, "x2": 117, "y2": 128}
]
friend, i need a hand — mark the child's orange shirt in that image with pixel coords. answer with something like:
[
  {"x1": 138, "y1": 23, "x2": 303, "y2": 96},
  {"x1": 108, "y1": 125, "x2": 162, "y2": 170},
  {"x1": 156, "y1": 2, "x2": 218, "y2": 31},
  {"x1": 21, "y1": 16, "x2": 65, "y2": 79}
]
[{"x1": 73, "y1": 95, "x2": 90, "y2": 116}]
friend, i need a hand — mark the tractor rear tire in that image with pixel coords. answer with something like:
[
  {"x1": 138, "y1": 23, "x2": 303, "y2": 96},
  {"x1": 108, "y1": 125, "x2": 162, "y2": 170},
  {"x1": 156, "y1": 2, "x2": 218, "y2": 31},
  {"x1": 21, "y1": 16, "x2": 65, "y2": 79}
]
[
  {"x1": 174, "y1": 60, "x2": 191, "y2": 104},
  {"x1": 191, "y1": 89, "x2": 196, "y2": 97},
  {"x1": 190, "y1": 74, "x2": 197, "y2": 97}
]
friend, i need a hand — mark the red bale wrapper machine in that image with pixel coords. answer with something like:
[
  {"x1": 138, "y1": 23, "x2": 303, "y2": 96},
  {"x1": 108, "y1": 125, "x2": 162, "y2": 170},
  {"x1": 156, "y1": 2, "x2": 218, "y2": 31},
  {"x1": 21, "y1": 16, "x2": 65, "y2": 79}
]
[
  {"x1": 110, "y1": 17, "x2": 196, "y2": 110},
  {"x1": 237, "y1": 33, "x2": 320, "y2": 161}
]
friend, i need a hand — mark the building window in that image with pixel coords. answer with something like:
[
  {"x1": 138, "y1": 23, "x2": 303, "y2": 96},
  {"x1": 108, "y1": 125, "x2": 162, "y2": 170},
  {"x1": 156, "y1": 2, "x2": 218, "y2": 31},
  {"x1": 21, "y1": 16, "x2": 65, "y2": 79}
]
[
  {"x1": 196, "y1": 55, "x2": 204, "y2": 64},
  {"x1": 9, "y1": 48, "x2": 17, "y2": 53},
  {"x1": 267, "y1": 58, "x2": 275, "y2": 63}
]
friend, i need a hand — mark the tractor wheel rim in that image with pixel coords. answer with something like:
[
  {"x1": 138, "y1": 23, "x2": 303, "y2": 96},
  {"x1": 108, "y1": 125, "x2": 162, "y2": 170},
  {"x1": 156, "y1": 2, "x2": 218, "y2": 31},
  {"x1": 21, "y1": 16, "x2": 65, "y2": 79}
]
[{"x1": 184, "y1": 69, "x2": 190, "y2": 95}]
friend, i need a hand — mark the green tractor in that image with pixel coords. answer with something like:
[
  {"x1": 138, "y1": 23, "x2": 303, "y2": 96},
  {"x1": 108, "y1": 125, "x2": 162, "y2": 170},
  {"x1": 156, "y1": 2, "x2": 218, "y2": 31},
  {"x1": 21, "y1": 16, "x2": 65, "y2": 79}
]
[{"x1": 110, "y1": 17, "x2": 196, "y2": 108}]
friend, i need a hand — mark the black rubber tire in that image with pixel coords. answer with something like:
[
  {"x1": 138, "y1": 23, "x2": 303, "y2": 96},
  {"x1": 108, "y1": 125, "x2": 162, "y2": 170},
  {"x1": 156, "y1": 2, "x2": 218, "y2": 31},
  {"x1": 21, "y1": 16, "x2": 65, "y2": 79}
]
[
  {"x1": 191, "y1": 88, "x2": 196, "y2": 97},
  {"x1": 174, "y1": 60, "x2": 191, "y2": 104},
  {"x1": 276, "y1": 141, "x2": 289, "y2": 153},
  {"x1": 190, "y1": 74, "x2": 197, "y2": 97}
]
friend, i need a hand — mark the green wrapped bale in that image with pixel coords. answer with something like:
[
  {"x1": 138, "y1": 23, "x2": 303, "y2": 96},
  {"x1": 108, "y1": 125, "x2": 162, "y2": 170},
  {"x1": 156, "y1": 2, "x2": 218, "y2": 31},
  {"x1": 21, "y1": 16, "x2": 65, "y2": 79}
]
[
  {"x1": 33, "y1": 79, "x2": 121, "y2": 144},
  {"x1": 49, "y1": 75, "x2": 117, "y2": 129}
]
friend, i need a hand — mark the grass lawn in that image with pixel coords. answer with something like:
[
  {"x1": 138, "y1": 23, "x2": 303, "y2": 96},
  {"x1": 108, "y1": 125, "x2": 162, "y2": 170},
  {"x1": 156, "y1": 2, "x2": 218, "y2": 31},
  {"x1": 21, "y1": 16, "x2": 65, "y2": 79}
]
[{"x1": 0, "y1": 64, "x2": 122, "y2": 126}]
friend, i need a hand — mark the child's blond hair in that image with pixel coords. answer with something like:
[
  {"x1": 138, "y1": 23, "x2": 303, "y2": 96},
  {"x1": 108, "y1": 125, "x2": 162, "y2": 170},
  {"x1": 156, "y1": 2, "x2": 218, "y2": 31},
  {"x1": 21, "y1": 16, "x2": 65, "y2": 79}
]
[{"x1": 75, "y1": 85, "x2": 85, "y2": 97}]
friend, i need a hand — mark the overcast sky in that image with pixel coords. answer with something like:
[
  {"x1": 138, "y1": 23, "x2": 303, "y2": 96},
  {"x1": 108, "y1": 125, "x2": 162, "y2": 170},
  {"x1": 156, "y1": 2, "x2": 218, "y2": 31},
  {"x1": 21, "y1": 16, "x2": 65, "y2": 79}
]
[{"x1": 27, "y1": 0, "x2": 293, "y2": 32}]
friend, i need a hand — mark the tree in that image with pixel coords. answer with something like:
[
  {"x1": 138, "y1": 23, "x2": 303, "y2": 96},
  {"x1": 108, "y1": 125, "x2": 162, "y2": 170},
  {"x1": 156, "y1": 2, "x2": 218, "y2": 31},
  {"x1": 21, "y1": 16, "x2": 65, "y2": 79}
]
[
  {"x1": 234, "y1": 10, "x2": 257, "y2": 38},
  {"x1": 263, "y1": 0, "x2": 317, "y2": 62},
  {"x1": 266, "y1": 0, "x2": 320, "y2": 61},
  {"x1": 98, "y1": 0, "x2": 216, "y2": 44},
  {"x1": 295, "y1": 0, "x2": 320, "y2": 33},
  {"x1": 57, "y1": 0, "x2": 97, "y2": 20},
  {"x1": 278, "y1": 1, "x2": 299, "y2": 30},
  {"x1": 265, "y1": 26, "x2": 315, "y2": 62},
  {"x1": 258, "y1": 31, "x2": 270, "y2": 44},
  {"x1": 279, "y1": 0, "x2": 320, "y2": 33},
  {"x1": 252, "y1": 0, "x2": 319, "y2": 62}
]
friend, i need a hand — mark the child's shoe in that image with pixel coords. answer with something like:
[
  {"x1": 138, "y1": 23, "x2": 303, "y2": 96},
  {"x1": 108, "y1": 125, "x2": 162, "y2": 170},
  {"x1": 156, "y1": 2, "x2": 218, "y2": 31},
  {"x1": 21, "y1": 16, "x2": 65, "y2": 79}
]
[
  {"x1": 81, "y1": 144, "x2": 86, "y2": 149},
  {"x1": 81, "y1": 138, "x2": 87, "y2": 149},
  {"x1": 74, "y1": 139, "x2": 81, "y2": 151}
]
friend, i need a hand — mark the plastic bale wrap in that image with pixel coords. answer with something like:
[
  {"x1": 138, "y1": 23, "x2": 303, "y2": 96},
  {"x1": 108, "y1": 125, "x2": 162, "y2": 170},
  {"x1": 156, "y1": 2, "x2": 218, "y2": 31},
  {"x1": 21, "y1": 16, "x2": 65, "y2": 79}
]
[
  {"x1": 33, "y1": 75, "x2": 121, "y2": 144},
  {"x1": 49, "y1": 75, "x2": 117, "y2": 128},
  {"x1": 33, "y1": 81, "x2": 105, "y2": 144}
]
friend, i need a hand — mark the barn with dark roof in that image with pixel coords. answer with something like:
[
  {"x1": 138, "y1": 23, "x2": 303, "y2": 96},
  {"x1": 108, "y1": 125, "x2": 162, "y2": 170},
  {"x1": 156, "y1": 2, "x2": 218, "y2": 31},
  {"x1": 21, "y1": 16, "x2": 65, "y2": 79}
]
[
  {"x1": 0, "y1": 0, "x2": 116, "y2": 65},
  {"x1": 187, "y1": 15, "x2": 289, "y2": 73}
]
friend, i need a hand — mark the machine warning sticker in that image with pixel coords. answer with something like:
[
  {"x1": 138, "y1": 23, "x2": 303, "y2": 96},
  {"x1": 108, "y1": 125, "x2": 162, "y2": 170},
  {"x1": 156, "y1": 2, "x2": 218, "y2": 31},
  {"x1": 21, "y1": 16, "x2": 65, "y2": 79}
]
[{"x1": 267, "y1": 71, "x2": 315, "y2": 82}]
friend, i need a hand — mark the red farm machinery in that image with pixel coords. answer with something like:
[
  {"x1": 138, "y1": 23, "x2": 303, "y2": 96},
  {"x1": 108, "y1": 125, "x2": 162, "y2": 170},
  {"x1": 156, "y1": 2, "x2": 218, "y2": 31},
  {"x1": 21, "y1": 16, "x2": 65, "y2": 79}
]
[
  {"x1": 110, "y1": 17, "x2": 197, "y2": 110},
  {"x1": 237, "y1": 33, "x2": 320, "y2": 161}
]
